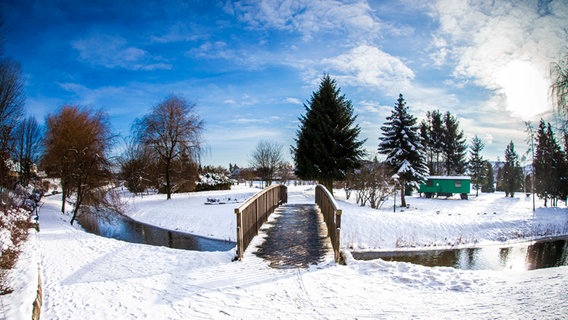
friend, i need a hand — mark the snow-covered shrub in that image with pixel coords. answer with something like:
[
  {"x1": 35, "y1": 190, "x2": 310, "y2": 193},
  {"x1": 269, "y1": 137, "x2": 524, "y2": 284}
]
[
  {"x1": 195, "y1": 173, "x2": 232, "y2": 192},
  {"x1": 0, "y1": 207, "x2": 30, "y2": 254}
]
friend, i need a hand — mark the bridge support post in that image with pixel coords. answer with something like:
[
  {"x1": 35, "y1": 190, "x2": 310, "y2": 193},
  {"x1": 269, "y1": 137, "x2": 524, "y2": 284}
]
[{"x1": 235, "y1": 208, "x2": 244, "y2": 260}]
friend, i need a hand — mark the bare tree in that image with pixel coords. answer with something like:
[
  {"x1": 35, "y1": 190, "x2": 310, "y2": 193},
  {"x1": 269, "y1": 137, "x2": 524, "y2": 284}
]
[
  {"x1": 118, "y1": 137, "x2": 155, "y2": 195},
  {"x1": 42, "y1": 106, "x2": 113, "y2": 224},
  {"x1": 12, "y1": 116, "x2": 43, "y2": 186},
  {"x1": 0, "y1": 58, "x2": 25, "y2": 188},
  {"x1": 278, "y1": 162, "x2": 293, "y2": 185},
  {"x1": 551, "y1": 52, "x2": 568, "y2": 118},
  {"x1": 136, "y1": 95, "x2": 203, "y2": 200},
  {"x1": 348, "y1": 159, "x2": 394, "y2": 209},
  {"x1": 250, "y1": 140, "x2": 284, "y2": 186}
]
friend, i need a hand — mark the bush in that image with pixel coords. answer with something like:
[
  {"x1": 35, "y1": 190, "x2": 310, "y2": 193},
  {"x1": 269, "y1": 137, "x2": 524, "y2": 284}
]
[{"x1": 194, "y1": 173, "x2": 232, "y2": 192}]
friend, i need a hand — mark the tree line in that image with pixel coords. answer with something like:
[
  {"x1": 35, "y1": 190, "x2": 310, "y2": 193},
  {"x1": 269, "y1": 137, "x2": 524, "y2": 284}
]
[{"x1": 292, "y1": 74, "x2": 568, "y2": 209}]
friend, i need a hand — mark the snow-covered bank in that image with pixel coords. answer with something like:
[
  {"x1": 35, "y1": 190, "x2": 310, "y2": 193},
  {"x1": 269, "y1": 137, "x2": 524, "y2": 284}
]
[
  {"x1": 123, "y1": 185, "x2": 568, "y2": 251},
  {"x1": 336, "y1": 191, "x2": 568, "y2": 250},
  {"x1": 123, "y1": 186, "x2": 259, "y2": 241},
  {"x1": 3, "y1": 186, "x2": 568, "y2": 319}
]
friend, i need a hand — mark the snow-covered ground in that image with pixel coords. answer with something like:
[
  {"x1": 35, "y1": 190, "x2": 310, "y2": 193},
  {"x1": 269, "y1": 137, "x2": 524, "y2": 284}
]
[{"x1": 3, "y1": 185, "x2": 567, "y2": 319}]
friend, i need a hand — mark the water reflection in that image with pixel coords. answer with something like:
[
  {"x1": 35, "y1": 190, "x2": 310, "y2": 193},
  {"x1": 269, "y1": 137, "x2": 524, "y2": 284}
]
[
  {"x1": 352, "y1": 238, "x2": 568, "y2": 271},
  {"x1": 78, "y1": 211, "x2": 236, "y2": 252}
]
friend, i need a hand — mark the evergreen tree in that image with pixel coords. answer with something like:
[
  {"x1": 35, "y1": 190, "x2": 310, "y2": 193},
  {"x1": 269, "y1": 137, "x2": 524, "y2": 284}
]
[
  {"x1": 468, "y1": 135, "x2": 486, "y2": 196},
  {"x1": 533, "y1": 120, "x2": 566, "y2": 206},
  {"x1": 378, "y1": 94, "x2": 429, "y2": 208},
  {"x1": 292, "y1": 74, "x2": 366, "y2": 194},
  {"x1": 502, "y1": 141, "x2": 522, "y2": 198},
  {"x1": 482, "y1": 161, "x2": 495, "y2": 193},
  {"x1": 442, "y1": 111, "x2": 467, "y2": 175},
  {"x1": 562, "y1": 133, "x2": 568, "y2": 202},
  {"x1": 419, "y1": 119, "x2": 433, "y2": 174},
  {"x1": 495, "y1": 165, "x2": 504, "y2": 192},
  {"x1": 420, "y1": 110, "x2": 444, "y2": 175}
]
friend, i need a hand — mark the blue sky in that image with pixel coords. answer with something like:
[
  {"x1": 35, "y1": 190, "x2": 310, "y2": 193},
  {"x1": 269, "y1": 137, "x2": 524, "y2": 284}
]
[{"x1": 3, "y1": 0, "x2": 568, "y2": 167}]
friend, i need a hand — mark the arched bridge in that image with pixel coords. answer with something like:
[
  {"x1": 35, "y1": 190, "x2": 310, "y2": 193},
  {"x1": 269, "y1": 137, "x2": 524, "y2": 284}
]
[{"x1": 234, "y1": 185, "x2": 342, "y2": 268}]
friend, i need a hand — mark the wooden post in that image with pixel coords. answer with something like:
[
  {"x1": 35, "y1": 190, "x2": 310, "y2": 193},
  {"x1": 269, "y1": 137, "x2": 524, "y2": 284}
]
[
  {"x1": 235, "y1": 208, "x2": 244, "y2": 260},
  {"x1": 335, "y1": 209, "x2": 342, "y2": 263}
]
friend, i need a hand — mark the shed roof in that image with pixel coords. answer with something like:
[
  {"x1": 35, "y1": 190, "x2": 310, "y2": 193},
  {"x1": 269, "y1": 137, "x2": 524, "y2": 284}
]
[{"x1": 425, "y1": 176, "x2": 471, "y2": 180}]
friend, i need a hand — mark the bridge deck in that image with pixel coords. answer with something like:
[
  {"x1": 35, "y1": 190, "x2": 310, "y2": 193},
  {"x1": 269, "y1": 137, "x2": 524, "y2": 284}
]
[{"x1": 253, "y1": 203, "x2": 332, "y2": 269}]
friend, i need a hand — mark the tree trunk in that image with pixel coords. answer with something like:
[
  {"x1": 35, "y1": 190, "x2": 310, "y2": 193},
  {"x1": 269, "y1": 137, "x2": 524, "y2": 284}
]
[
  {"x1": 70, "y1": 207, "x2": 78, "y2": 225},
  {"x1": 61, "y1": 185, "x2": 66, "y2": 213},
  {"x1": 165, "y1": 158, "x2": 172, "y2": 200},
  {"x1": 321, "y1": 178, "x2": 334, "y2": 197},
  {"x1": 400, "y1": 184, "x2": 406, "y2": 208}
]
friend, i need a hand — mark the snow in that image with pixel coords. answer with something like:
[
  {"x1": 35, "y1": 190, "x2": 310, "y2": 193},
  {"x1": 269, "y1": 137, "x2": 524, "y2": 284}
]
[{"x1": 2, "y1": 184, "x2": 567, "y2": 319}]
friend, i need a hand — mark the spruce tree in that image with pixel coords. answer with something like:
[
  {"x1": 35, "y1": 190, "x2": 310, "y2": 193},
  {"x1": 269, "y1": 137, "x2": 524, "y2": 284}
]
[
  {"x1": 442, "y1": 111, "x2": 467, "y2": 175},
  {"x1": 534, "y1": 120, "x2": 566, "y2": 206},
  {"x1": 419, "y1": 119, "x2": 433, "y2": 173},
  {"x1": 468, "y1": 135, "x2": 486, "y2": 196},
  {"x1": 562, "y1": 133, "x2": 568, "y2": 203},
  {"x1": 482, "y1": 161, "x2": 495, "y2": 193},
  {"x1": 534, "y1": 120, "x2": 551, "y2": 205},
  {"x1": 502, "y1": 141, "x2": 522, "y2": 197},
  {"x1": 420, "y1": 110, "x2": 444, "y2": 175},
  {"x1": 378, "y1": 94, "x2": 429, "y2": 208},
  {"x1": 292, "y1": 74, "x2": 366, "y2": 194}
]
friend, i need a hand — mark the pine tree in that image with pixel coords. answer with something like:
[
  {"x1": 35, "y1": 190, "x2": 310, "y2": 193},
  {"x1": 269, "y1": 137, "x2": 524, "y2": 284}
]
[
  {"x1": 292, "y1": 74, "x2": 366, "y2": 194},
  {"x1": 468, "y1": 135, "x2": 486, "y2": 196},
  {"x1": 502, "y1": 141, "x2": 522, "y2": 198},
  {"x1": 534, "y1": 120, "x2": 566, "y2": 206},
  {"x1": 442, "y1": 111, "x2": 467, "y2": 175},
  {"x1": 420, "y1": 110, "x2": 444, "y2": 175},
  {"x1": 378, "y1": 94, "x2": 429, "y2": 208},
  {"x1": 419, "y1": 119, "x2": 432, "y2": 173},
  {"x1": 562, "y1": 133, "x2": 568, "y2": 203},
  {"x1": 482, "y1": 161, "x2": 495, "y2": 193}
]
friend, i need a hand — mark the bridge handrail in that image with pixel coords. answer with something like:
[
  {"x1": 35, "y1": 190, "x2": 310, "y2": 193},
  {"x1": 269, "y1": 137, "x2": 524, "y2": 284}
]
[
  {"x1": 234, "y1": 184, "x2": 287, "y2": 260},
  {"x1": 315, "y1": 184, "x2": 342, "y2": 263}
]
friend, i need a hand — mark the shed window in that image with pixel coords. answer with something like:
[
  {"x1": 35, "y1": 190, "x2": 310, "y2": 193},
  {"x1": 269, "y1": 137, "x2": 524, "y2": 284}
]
[
  {"x1": 455, "y1": 181, "x2": 462, "y2": 188},
  {"x1": 427, "y1": 180, "x2": 433, "y2": 187}
]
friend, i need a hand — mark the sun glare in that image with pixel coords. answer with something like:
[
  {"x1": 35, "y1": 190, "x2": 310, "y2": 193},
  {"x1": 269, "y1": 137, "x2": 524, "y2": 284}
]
[{"x1": 496, "y1": 60, "x2": 550, "y2": 120}]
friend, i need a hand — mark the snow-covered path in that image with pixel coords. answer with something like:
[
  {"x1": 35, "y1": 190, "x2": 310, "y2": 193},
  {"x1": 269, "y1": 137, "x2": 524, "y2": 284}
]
[{"x1": 4, "y1": 192, "x2": 564, "y2": 319}]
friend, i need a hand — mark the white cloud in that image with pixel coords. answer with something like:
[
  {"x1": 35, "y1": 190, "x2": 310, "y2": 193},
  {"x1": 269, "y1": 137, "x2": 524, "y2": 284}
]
[
  {"x1": 226, "y1": 0, "x2": 382, "y2": 41},
  {"x1": 429, "y1": 0, "x2": 568, "y2": 120},
  {"x1": 72, "y1": 34, "x2": 172, "y2": 71},
  {"x1": 218, "y1": 94, "x2": 259, "y2": 108},
  {"x1": 226, "y1": 117, "x2": 266, "y2": 124},
  {"x1": 322, "y1": 45, "x2": 415, "y2": 91},
  {"x1": 285, "y1": 97, "x2": 302, "y2": 105},
  {"x1": 150, "y1": 22, "x2": 205, "y2": 43}
]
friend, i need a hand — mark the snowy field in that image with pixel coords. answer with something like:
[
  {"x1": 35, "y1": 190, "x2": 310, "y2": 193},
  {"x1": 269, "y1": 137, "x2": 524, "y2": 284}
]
[{"x1": 3, "y1": 184, "x2": 568, "y2": 319}]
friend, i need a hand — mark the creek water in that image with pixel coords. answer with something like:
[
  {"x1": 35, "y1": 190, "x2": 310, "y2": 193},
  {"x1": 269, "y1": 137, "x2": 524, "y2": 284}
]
[
  {"x1": 352, "y1": 237, "x2": 568, "y2": 271},
  {"x1": 78, "y1": 210, "x2": 236, "y2": 252}
]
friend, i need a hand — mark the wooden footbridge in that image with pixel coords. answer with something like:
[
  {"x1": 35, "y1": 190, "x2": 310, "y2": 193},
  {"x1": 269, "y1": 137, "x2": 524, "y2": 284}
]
[{"x1": 234, "y1": 185, "x2": 342, "y2": 268}]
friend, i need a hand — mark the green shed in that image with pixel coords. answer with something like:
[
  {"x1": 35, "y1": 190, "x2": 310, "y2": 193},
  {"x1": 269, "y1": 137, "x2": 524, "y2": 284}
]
[{"x1": 418, "y1": 176, "x2": 471, "y2": 200}]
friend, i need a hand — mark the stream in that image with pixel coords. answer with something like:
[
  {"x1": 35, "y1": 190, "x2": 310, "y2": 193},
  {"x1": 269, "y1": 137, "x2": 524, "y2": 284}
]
[
  {"x1": 78, "y1": 210, "x2": 236, "y2": 252},
  {"x1": 352, "y1": 237, "x2": 568, "y2": 271}
]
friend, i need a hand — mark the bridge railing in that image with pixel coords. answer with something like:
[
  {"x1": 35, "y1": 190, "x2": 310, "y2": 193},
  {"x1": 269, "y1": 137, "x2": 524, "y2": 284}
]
[
  {"x1": 234, "y1": 184, "x2": 287, "y2": 260},
  {"x1": 315, "y1": 184, "x2": 342, "y2": 263}
]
